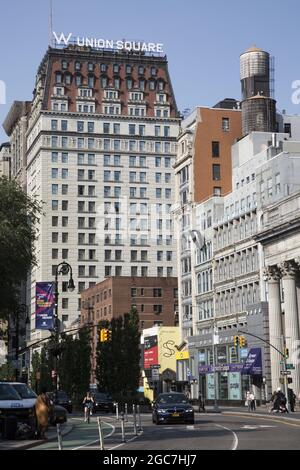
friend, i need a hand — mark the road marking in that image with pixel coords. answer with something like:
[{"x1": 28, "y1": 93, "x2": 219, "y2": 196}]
[
  {"x1": 215, "y1": 424, "x2": 238, "y2": 451},
  {"x1": 241, "y1": 425, "x2": 277, "y2": 429},
  {"x1": 107, "y1": 432, "x2": 143, "y2": 450},
  {"x1": 224, "y1": 412, "x2": 300, "y2": 429},
  {"x1": 71, "y1": 421, "x2": 115, "y2": 450},
  {"x1": 186, "y1": 425, "x2": 195, "y2": 430}
]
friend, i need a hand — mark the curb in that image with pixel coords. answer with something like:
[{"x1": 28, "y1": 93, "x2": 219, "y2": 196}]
[
  {"x1": 2, "y1": 423, "x2": 75, "y2": 451},
  {"x1": 222, "y1": 411, "x2": 300, "y2": 426}
]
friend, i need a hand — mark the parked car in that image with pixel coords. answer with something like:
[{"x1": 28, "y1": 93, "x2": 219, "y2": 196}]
[
  {"x1": 91, "y1": 392, "x2": 115, "y2": 413},
  {"x1": 8, "y1": 382, "x2": 67, "y2": 426},
  {"x1": 47, "y1": 390, "x2": 73, "y2": 413},
  {"x1": 0, "y1": 382, "x2": 35, "y2": 439},
  {"x1": 152, "y1": 392, "x2": 194, "y2": 425}
]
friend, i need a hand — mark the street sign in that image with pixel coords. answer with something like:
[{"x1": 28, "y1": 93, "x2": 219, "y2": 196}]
[
  {"x1": 150, "y1": 364, "x2": 160, "y2": 369},
  {"x1": 281, "y1": 370, "x2": 291, "y2": 375},
  {"x1": 286, "y1": 364, "x2": 295, "y2": 370}
]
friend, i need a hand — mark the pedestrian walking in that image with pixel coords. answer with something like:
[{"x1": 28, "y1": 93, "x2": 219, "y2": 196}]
[
  {"x1": 249, "y1": 392, "x2": 256, "y2": 411},
  {"x1": 245, "y1": 391, "x2": 251, "y2": 412},
  {"x1": 35, "y1": 387, "x2": 52, "y2": 439},
  {"x1": 288, "y1": 388, "x2": 296, "y2": 412},
  {"x1": 198, "y1": 392, "x2": 205, "y2": 413}
]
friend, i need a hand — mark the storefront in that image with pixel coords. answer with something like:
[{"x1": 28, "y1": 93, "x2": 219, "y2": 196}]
[{"x1": 196, "y1": 345, "x2": 263, "y2": 405}]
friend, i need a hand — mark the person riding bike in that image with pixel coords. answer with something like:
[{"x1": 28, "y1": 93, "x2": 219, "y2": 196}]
[{"x1": 83, "y1": 392, "x2": 94, "y2": 422}]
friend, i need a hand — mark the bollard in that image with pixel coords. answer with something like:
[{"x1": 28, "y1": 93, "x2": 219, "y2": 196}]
[
  {"x1": 132, "y1": 404, "x2": 137, "y2": 436},
  {"x1": 97, "y1": 417, "x2": 104, "y2": 450},
  {"x1": 116, "y1": 402, "x2": 119, "y2": 420},
  {"x1": 120, "y1": 412, "x2": 126, "y2": 443},
  {"x1": 56, "y1": 423, "x2": 63, "y2": 450},
  {"x1": 125, "y1": 402, "x2": 128, "y2": 422},
  {"x1": 137, "y1": 404, "x2": 142, "y2": 433}
]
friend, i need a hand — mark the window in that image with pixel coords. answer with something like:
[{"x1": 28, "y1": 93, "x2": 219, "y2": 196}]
[
  {"x1": 222, "y1": 117, "x2": 230, "y2": 132},
  {"x1": 155, "y1": 126, "x2": 161, "y2": 137},
  {"x1": 212, "y1": 164, "x2": 221, "y2": 181},
  {"x1": 61, "y1": 152, "x2": 68, "y2": 163},
  {"x1": 129, "y1": 124, "x2": 135, "y2": 135},
  {"x1": 51, "y1": 120, "x2": 58, "y2": 131},
  {"x1": 52, "y1": 168, "x2": 58, "y2": 179},
  {"x1": 103, "y1": 123, "x2": 110, "y2": 134},
  {"x1": 52, "y1": 232, "x2": 58, "y2": 243},
  {"x1": 77, "y1": 121, "x2": 84, "y2": 132},
  {"x1": 153, "y1": 305, "x2": 162, "y2": 314},
  {"x1": 212, "y1": 141, "x2": 220, "y2": 158},
  {"x1": 284, "y1": 123, "x2": 292, "y2": 137},
  {"x1": 52, "y1": 152, "x2": 58, "y2": 163},
  {"x1": 62, "y1": 200, "x2": 68, "y2": 211},
  {"x1": 214, "y1": 186, "x2": 222, "y2": 196}
]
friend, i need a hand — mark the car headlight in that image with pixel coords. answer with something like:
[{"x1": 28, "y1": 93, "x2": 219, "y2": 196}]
[
  {"x1": 157, "y1": 409, "x2": 167, "y2": 413},
  {"x1": 185, "y1": 408, "x2": 194, "y2": 413}
]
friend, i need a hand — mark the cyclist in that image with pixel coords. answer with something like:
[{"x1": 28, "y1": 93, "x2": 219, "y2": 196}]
[{"x1": 83, "y1": 392, "x2": 94, "y2": 422}]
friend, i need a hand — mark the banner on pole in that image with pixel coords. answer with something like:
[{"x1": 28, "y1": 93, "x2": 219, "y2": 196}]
[{"x1": 35, "y1": 282, "x2": 55, "y2": 330}]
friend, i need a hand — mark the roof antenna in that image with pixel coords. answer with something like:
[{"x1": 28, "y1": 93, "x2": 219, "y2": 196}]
[{"x1": 49, "y1": 0, "x2": 54, "y2": 47}]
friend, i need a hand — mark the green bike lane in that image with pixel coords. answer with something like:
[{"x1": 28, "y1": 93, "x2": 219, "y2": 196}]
[{"x1": 31, "y1": 416, "x2": 116, "y2": 450}]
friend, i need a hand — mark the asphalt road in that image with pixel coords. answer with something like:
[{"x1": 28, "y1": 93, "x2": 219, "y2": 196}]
[{"x1": 30, "y1": 411, "x2": 300, "y2": 451}]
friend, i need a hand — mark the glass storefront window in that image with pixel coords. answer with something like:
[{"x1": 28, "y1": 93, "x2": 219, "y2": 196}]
[
  {"x1": 219, "y1": 372, "x2": 228, "y2": 399},
  {"x1": 229, "y1": 345, "x2": 238, "y2": 363},
  {"x1": 207, "y1": 373, "x2": 216, "y2": 400},
  {"x1": 207, "y1": 348, "x2": 214, "y2": 365},
  {"x1": 228, "y1": 372, "x2": 241, "y2": 400},
  {"x1": 198, "y1": 349, "x2": 206, "y2": 365}
]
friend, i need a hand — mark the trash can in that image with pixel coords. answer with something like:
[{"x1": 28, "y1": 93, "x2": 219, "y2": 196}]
[{"x1": 3, "y1": 415, "x2": 18, "y2": 440}]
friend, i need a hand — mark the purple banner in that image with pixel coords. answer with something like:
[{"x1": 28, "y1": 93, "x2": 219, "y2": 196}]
[
  {"x1": 241, "y1": 348, "x2": 262, "y2": 375},
  {"x1": 35, "y1": 282, "x2": 55, "y2": 330}
]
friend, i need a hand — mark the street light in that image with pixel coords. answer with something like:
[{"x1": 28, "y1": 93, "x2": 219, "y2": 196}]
[
  {"x1": 53, "y1": 261, "x2": 75, "y2": 392},
  {"x1": 12, "y1": 304, "x2": 29, "y2": 381}
]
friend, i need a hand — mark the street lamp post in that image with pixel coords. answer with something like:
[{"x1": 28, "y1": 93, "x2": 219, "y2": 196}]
[
  {"x1": 53, "y1": 261, "x2": 75, "y2": 392},
  {"x1": 13, "y1": 304, "x2": 29, "y2": 382}
]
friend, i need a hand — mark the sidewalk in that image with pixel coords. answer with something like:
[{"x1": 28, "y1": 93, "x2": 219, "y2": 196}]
[{"x1": 0, "y1": 422, "x2": 74, "y2": 450}]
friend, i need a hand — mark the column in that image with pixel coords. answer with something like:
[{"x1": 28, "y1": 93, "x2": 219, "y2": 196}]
[
  {"x1": 295, "y1": 257, "x2": 300, "y2": 329},
  {"x1": 281, "y1": 260, "x2": 300, "y2": 396},
  {"x1": 264, "y1": 266, "x2": 283, "y2": 393}
]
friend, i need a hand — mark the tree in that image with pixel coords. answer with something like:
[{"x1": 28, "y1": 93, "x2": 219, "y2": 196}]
[
  {"x1": 30, "y1": 351, "x2": 41, "y2": 393},
  {"x1": 71, "y1": 327, "x2": 91, "y2": 403},
  {"x1": 0, "y1": 176, "x2": 42, "y2": 319},
  {"x1": 0, "y1": 362, "x2": 15, "y2": 381},
  {"x1": 96, "y1": 306, "x2": 141, "y2": 398}
]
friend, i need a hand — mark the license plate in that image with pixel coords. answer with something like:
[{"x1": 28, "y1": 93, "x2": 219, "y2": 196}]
[{"x1": 172, "y1": 412, "x2": 179, "y2": 417}]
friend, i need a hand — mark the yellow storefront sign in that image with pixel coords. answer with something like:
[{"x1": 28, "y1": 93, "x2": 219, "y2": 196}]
[{"x1": 175, "y1": 350, "x2": 190, "y2": 360}]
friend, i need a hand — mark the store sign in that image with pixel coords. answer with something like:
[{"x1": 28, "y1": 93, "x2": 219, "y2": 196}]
[
  {"x1": 199, "y1": 363, "x2": 244, "y2": 374},
  {"x1": 228, "y1": 372, "x2": 241, "y2": 400},
  {"x1": 35, "y1": 282, "x2": 55, "y2": 330},
  {"x1": 53, "y1": 32, "x2": 164, "y2": 53},
  {"x1": 175, "y1": 350, "x2": 189, "y2": 360},
  {"x1": 207, "y1": 374, "x2": 216, "y2": 400}
]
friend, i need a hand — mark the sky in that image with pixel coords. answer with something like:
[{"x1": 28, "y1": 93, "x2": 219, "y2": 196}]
[{"x1": 1, "y1": 0, "x2": 300, "y2": 141}]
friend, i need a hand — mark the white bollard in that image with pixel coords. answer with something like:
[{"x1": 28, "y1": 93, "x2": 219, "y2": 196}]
[
  {"x1": 97, "y1": 417, "x2": 104, "y2": 450},
  {"x1": 137, "y1": 404, "x2": 142, "y2": 432},
  {"x1": 132, "y1": 404, "x2": 137, "y2": 436},
  {"x1": 125, "y1": 403, "x2": 128, "y2": 422},
  {"x1": 116, "y1": 402, "x2": 119, "y2": 420},
  {"x1": 121, "y1": 412, "x2": 126, "y2": 443},
  {"x1": 56, "y1": 423, "x2": 63, "y2": 450}
]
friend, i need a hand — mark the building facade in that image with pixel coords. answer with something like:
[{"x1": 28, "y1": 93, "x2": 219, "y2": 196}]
[
  {"x1": 0, "y1": 142, "x2": 11, "y2": 178},
  {"x1": 3, "y1": 44, "x2": 181, "y2": 346},
  {"x1": 80, "y1": 276, "x2": 178, "y2": 382}
]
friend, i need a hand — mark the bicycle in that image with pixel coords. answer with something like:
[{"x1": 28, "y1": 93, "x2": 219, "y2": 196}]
[{"x1": 84, "y1": 403, "x2": 93, "y2": 423}]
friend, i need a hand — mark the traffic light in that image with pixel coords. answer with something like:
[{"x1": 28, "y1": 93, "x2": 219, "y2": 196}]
[
  {"x1": 99, "y1": 328, "x2": 112, "y2": 342},
  {"x1": 239, "y1": 336, "x2": 247, "y2": 348},
  {"x1": 284, "y1": 348, "x2": 289, "y2": 359},
  {"x1": 233, "y1": 335, "x2": 239, "y2": 347}
]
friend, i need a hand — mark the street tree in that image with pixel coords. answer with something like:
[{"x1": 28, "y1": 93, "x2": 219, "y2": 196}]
[{"x1": 0, "y1": 176, "x2": 42, "y2": 319}]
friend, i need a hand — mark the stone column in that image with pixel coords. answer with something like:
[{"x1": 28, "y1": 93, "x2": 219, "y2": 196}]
[
  {"x1": 264, "y1": 266, "x2": 283, "y2": 393},
  {"x1": 295, "y1": 257, "x2": 300, "y2": 329},
  {"x1": 281, "y1": 260, "x2": 300, "y2": 396}
]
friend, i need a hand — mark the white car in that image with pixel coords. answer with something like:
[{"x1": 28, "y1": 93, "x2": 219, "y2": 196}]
[
  {"x1": 0, "y1": 382, "x2": 35, "y2": 438},
  {"x1": 8, "y1": 382, "x2": 37, "y2": 408}
]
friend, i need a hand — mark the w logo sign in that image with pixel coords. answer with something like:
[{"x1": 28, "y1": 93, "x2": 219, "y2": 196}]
[
  {"x1": 0, "y1": 80, "x2": 6, "y2": 105},
  {"x1": 52, "y1": 31, "x2": 72, "y2": 46}
]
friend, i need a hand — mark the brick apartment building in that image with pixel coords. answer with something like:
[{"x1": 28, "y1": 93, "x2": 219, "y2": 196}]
[{"x1": 80, "y1": 276, "x2": 178, "y2": 380}]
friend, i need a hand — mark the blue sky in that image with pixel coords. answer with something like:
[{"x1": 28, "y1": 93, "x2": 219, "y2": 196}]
[{"x1": 1, "y1": 0, "x2": 300, "y2": 141}]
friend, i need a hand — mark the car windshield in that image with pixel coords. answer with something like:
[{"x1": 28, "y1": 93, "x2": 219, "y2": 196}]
[
  {"x1": 156, "y1": 394, "x2": 188, "y2": 404},
  {"x1": 93, "y1": 393, "x2": 111, "y2": 401},
  {"x1": 13, "y1": 384, "x2": 37, "y2": 399},
  {"x1": 0, "y1": 383, "x2": 22, "y2": 400}
]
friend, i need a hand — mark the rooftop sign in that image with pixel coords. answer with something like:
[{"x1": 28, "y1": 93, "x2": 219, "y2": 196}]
[{"x1": 53, "y1": 32, "x2": 164, "y2": 54}]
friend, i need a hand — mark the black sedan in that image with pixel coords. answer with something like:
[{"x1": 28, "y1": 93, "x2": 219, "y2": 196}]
[
  {"x1": 152, "y1": 392, "x2": 194, "y2": 425},
  {"x1": 48, "y1": 391, "x2": 73, "y2": 413},
  {"x1": 91, "y1": 392, "x2": 115, "y2": 413}
]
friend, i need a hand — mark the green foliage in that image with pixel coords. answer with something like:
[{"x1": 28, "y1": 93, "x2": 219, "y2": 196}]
[
  {"x1": 0, "y1": 176, "x2": 42, "y2": 319},
  {"x1": 0, "y1": 362, "x2": 15, "y2": 381},
  {"x1": 96, "y1": 306, "x2": 141, "y2": 397},
  {"x1": 30, "y1": 351, "x2": 41, "y2": 393}
]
